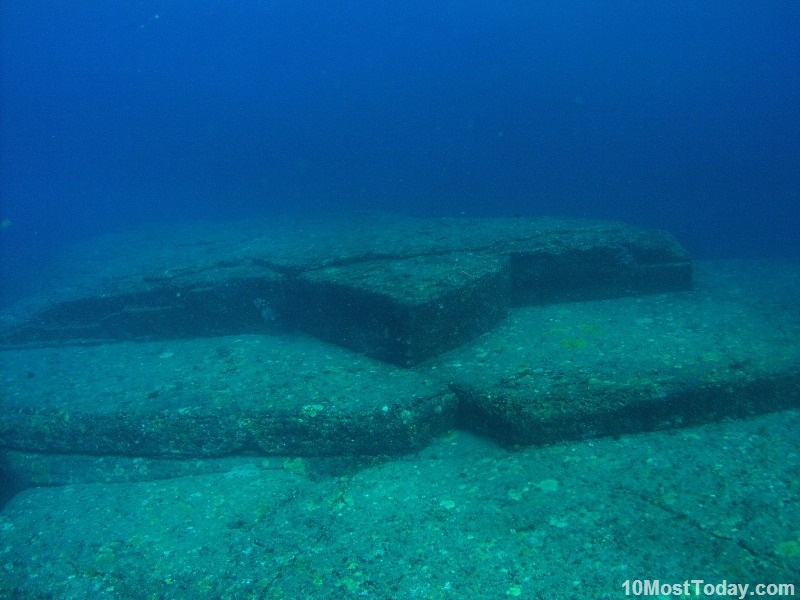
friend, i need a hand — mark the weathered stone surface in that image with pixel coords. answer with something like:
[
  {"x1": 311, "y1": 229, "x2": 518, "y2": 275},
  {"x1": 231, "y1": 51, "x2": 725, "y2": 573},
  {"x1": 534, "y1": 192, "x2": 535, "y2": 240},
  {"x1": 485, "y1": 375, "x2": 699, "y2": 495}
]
[
  {"x1": 286, "y1": 253, "x2": 509, "y2": 365},
  {"x1": 2, "y1": 413, "x2": 799, "y2": 598},
  {"x1": 0, "y1": 450, "x2": 374, "y2": 490},
  {"x1": 0, "y1": 215, "x2": 691, "y2": 365},
  {"x1": 0, "y1": 260, "x2": 796, "y2": 481},
  {"x1": 423, "y1": 261, "x2": 800, "y2": 446},
  {"x1": 505, "y1": 226, "x2": 693, "y2": 304},
  {"x1": 0, "y1": 334, "x2": 456, "y2": 458}
]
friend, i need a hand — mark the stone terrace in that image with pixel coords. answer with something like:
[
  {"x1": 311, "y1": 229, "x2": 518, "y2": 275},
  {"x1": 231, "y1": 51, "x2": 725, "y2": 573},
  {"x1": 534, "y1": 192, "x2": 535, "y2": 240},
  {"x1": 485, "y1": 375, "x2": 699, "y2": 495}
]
[{"x1": 2, "y1": 216, "x2": 798, "y2": 474}]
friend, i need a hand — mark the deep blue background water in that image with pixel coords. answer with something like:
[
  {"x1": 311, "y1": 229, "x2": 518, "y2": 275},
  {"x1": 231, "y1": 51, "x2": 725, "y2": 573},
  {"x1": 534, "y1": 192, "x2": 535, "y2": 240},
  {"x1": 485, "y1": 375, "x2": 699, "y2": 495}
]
[{"x1": 1, "y1": 1, "x2": 799, "y2": 306}]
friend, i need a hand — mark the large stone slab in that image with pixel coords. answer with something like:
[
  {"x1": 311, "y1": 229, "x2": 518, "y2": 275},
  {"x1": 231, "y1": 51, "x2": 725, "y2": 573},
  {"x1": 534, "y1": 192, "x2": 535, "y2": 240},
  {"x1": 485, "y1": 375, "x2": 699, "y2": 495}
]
[
  {"x1": 423, "y1": 260, "x2": 800, "y2": 446},
  {"x1": 0, "y1": 260, "x2": 796, "y2": 495},
  {"x1": 2, "y1": 412, "x2": 798, "y2": 598},
  {"x1": 286, "y1": 252, "x2": 509, "y2": 365},
  {"x1": 0, "y1": 334, "x2": 456, "y2": 458},
  {"x1": 0, "y1": 215, "x2": 691, "y2": 365}
]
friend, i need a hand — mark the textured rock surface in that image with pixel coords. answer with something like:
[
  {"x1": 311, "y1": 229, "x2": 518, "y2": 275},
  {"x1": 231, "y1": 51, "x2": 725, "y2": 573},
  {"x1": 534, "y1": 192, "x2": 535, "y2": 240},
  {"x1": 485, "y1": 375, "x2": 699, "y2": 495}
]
[
  {"x1": 426, "y1": 261, "x2": 800, "y2": 446},
  {"x1": 0, "y1": 215, "x2": 691, "y2": 364},
  {"x1": 0, "y1": 334, "x2": 455, "y2": 458},
  {"x1": 2, "y1": 412, "x2": 798, "y2": 598},
  {"x1": 2, "y1": 217, "x2": 799, "y2": 472},
  {"x1": 1, "y1": 260, "x2": 798, "y2": 478}
]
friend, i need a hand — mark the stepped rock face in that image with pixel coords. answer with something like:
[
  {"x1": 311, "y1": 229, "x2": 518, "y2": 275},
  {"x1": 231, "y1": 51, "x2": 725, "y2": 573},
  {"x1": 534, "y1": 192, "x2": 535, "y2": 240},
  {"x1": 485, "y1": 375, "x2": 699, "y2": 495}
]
[
  {"x1": 0, "y1": 334, "x2": 455, "y2": 458},
  {"x1": 0, "y1": 215, "x2": 691, "y2": 365},
  {"x1": 0, "y1": 216, "x2": 798, "y2": 488},
  {"x1": 429, "y1": 262, "x2": 800, "y2": 446},
  {"x1": 2, "y1": 217, "x2": 799, "y2": 599}
]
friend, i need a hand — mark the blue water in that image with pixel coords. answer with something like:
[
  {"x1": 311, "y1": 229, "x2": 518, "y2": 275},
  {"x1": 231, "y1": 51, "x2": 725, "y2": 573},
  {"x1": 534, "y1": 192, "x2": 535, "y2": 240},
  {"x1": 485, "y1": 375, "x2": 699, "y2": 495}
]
[{"x1": 1, "y1": 1, "x2": 799, "y2": 306}]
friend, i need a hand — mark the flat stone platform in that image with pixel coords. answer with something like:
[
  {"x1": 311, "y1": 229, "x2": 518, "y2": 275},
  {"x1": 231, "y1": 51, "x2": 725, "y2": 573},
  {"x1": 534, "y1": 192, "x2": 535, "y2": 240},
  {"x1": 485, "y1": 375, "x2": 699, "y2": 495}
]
[
  {"x1": 0, "y1": 215, "x2": 691, "y2": 365},
  {"x1": 1, "y1": 217, "x2": 799, "y2": 482},
  {"x1": 426, "y1": 260, "x2": 800, "y2": 446},
  {"x1": 1, "y1": 214, "x2": 798, "y2": 599},
  {"x1": 0, "y1": 334, "x2": 455, "y2": 458},
  {"x1": 0, "y1": 258, "x2": 797, "y2": 488},
  {"x1": 2, "y1": 412, "x2": 798, "y2": 598}
]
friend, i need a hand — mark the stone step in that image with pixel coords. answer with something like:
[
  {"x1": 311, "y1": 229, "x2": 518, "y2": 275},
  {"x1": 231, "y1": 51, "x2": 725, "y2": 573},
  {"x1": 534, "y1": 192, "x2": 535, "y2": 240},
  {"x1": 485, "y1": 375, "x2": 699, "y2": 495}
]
[
  {"x1": 422, "y1": 260, "x2": 800, "y2": 446},
  {"x1": 0, "y1": 215, "x2": 691, "y2": 365},
  {"x1": 1, "y1": 261, "x2": 797, "y2": 473},
  {"x1": 2, "y1": 413, "x2": 799, "y2": 597},
  {"x1": 0, "y1": 334, "x2": 456, "y2": 458}
]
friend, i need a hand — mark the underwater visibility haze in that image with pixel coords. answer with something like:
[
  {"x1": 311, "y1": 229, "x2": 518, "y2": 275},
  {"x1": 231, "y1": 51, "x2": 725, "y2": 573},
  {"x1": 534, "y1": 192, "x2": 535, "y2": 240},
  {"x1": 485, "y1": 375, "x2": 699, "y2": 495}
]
[
  {"x1": 1, "y1": 2, "x2": 800, "y2": 598},
  {"x1": 1, "y1": 1, "x2": 799, "y2": 304}
]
